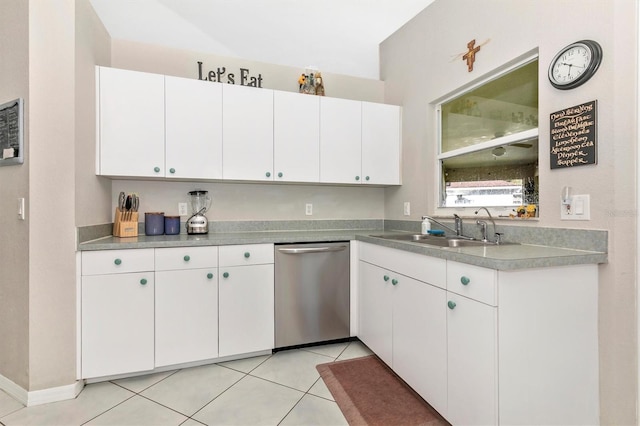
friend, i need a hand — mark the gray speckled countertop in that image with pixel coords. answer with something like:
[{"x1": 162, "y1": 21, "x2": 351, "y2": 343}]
[{"x1": 78, "y1": 228, "x2": 607, "y2": 271}]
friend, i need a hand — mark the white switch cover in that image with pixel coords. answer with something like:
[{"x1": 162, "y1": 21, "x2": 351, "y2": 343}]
[
  {"x1": 561, "y1": 194, "x2": 590, "y2": 220},
  {"x1": 403, "y1": 202, "x2": 411, "y2": 216},
  {"x1": 178, "y1": 203, "x2": 188, "y2": 216},
  {"x1": 18, "y1": 198, "x2": 25, "y2": 220},
  {"x1": 305, "y1": 203, "x2": 313, "y2": 215}
]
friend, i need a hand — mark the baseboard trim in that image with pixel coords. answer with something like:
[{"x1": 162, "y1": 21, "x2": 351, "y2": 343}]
[{"x1": 0, "y1": 374, "x2": 84, "y2": 407}]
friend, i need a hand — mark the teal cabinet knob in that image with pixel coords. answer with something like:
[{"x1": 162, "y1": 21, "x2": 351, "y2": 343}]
[
  {"x1": 383, "y1": 275, "x2": 390, "y2": 282},
  {"x1": 207, "y1": 273, "x2": 214, "y2": 279},
  {"x1": 266, "y1": 172, "x2": 271, "y2": 177},
  {"x1": 448, "y1": 300, "x2": 456, "y2": 309},
  {"x1": 169, "y1": 168, "x2": 176, "y2": 174},
  {"x1": 223, "y1": 272, "x2": 229, "y2": 278},
  {"x1": 244, "y1": 252, "x2": 250, "y2": 258},
  {"x1": 114, "y1": 258, "x2": 122, "y2": 265},
  {"x1": 460, "y1": 276, "x2": 470, "y2": 285},
  {"x1": 365, "y1": 176, "x2": 370, "y2": 181},
  {"x1": 391, "y1": 279, "x2": 398, "y2": 285},
  {"x1": 278, "y1": 172, "x2": 283, "y2": 178},
  {"x1": 140, "y1": 278, "x2": 148, "y2": 285},
  {"x1": 184, "y1": 255, "x2": 190, "y2": 262},
  {"x1": 355, "y1": 176, "x2": 360, "y2": 181},
  {"x1": 154, "y1": 166, "x2": 160, "y2": 173}
]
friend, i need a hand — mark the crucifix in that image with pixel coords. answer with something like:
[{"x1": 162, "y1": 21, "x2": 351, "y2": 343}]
[{"x1": 463, "y1": 39, "x2": 481, "y2": 72}]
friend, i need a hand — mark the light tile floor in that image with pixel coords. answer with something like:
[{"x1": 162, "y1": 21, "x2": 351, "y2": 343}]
[{"x1": 0, "y1": 340, "x2": 372, "y2": 426}]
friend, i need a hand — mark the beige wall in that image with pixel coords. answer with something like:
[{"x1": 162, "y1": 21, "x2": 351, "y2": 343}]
[
  {"x1": 0, "y1": 0, "x2": 30, "y2": 390},
  {"x1": 380, "y1": 0, "x2": 637, "y2": 424}
]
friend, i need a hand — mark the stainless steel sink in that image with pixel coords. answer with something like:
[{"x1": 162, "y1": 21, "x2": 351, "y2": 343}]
[{"x1": 370, "y1": 233, "x2": 518, "y2": 248}]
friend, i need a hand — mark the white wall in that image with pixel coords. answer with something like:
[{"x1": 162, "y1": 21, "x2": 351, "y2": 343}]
[
  {"x1": 380, "y1": 0, "x2": 637, "y2": 423},
  {"x1": 0, "y1": 0, "x2": 30, "y2": 391}
]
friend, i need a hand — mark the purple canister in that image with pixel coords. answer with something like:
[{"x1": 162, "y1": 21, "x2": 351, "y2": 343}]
[
  {"x1": 164, "y1": 215, "x2": 180, "y2": 235},
  {"x1": 145, "y1": 212, "x2": 165, "y2": 235}
]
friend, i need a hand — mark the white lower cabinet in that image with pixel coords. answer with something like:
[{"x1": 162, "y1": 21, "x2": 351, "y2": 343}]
[
  {"x1": 358, "y1": 244, "x2": 448, "y2": 415},
  {"x1": 81, "y1": 249, "x2": 155, "y2": 379},
  {"x1": 218, "y1": 244, "x2": 275, "y2": 357},
  {"x1": 358, "y1": 243, "x2": 599, "y2": 426},
  {"x1": 80, "y1": 244, "x2": 274, "y2": 379},
  {"x1": 154, "y1": 246, "x2": 219, "y2": 367},
  {"x1": 446, "y1": 293, "x2": 497, "y2": 426}
]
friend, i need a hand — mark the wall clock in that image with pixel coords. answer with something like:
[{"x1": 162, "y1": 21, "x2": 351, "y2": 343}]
[{"x1": 548, "y1": 40, "x2": 602, "y2": 90}]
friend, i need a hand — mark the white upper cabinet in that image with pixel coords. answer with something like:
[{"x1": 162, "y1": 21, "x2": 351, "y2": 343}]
[
  {"x1": 273, "y1": 90, "x2": 320, "y2": 182},
  {"x1": 97, "y1": 67, "x2": 165, "y2": 177},
  {"x1": 319, "y1": 96, "x2": 362, "y2": 184},
  {"x1": 362, "y1": 101, "x2": 401, "y2": 185},
  {"x1": 222, "y1": 84, "x2": 274, "y2": 181},
  {"x1": 165, "y1": 76, "x2": 223, "y2": 179}
]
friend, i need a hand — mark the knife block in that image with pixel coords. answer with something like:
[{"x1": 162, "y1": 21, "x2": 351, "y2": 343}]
[{"x1": 113, "y1": 208, "x2": 139, "y2": 237}]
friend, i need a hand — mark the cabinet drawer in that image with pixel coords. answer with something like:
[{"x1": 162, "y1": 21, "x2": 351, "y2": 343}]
[
  {"x1": 155, "y1": 246, "x2": 218, "y2": 271},
  {"x1": 82, "y1": 249, "x2": 154, "y2": 276},
  {"x1": 359, "y1": 242, "x2": 446, "y2": 288},
  {"x1": 447, "y1": 261, "x2": 497, "y2": 306},
  {"x1": 219, "y1": 244, "x2": 274, "y2": 266}
]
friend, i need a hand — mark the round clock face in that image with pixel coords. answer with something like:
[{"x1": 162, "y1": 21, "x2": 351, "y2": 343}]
[{"x1": 548, "y1": 40, "x2": 602, "y2": 90}]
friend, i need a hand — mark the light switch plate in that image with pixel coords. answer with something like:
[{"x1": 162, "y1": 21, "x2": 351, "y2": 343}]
[
  {"x1": 561, "y1": 194, "x2": 590, "y2": 220},
  {"x1": 178, "y1": 203, "x2": 188, "y2": 216},
  {"x1": 403, "y1": 202, "x2": 410, "y2": 216},
  {"x1": 305, "y1": 203, "x2": 313, "y2": 215}
]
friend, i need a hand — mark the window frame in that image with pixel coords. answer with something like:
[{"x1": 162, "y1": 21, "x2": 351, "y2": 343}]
[{"x1": 433, "y1": 52, "x2": 539, "y2": 218}]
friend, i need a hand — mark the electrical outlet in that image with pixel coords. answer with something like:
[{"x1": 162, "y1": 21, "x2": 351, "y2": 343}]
[
  {"x1": 178, "y1": 202, "x2": 188, "y2": 216},
  {"x1": 305, "y1": 203, "x2": 313, "y2": 215},
  {"x1": 18, "y1": 198, "x2": 25, "y2": 220},
  {"x1": 403, "y1": 202, "x2": 410, "y2": 216}
]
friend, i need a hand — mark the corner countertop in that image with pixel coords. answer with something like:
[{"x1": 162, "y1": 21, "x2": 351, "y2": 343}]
[{"x1": 78, "y1": 229, "x2": 607, "y2": 271}]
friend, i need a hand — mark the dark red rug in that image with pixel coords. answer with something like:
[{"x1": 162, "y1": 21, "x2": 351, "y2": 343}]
[{"x1": 316, "y1": 355, "x2": 449, "y2": 426}]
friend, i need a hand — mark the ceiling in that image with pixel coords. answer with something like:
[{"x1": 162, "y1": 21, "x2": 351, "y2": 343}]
[{"x1": 90, "y1": 0, "x2": 435, "y2": 80}]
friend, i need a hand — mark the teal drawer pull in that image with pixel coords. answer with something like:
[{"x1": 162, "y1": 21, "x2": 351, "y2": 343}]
[
  {"x1": 207, "y1": 273, "x2": 214, "y2": 279},
  {"x1": 169, "y1": 168, "x2": 176, "y2": 174},
  {"x1": 244, "y1": 252, "x2": 250, "y2": 258},
  {"x1": 460, "y1": 276, "x2": 470, "y2": 285},
  {"x1": 223, "y1": 272, "x2": 229, "y2": 278},
  {"x1": 365, "y1": 176, "x2": 370, "y2": 181},
  {"x1": 383, "y1": 275, "x2": 390, "y2": 282},
  {"x1": 154, "y1": 166, "x2": 160, "y2": 173},
  {"x1": 278, "y1": 172, "x2": 283, "y2": 178},
  {"x1": 184, "y1": 255, "x2": 190, "y2": 262},
  {"x1": 140, "y1": 278, "x2": 148, "y2": 285},
  {"x1": 448, "y1": 301, "x2": 456, "y2": 309},
  {"x1": 266, "y1": 172, "x2": 271, "y2": 177},
  {"x1": 114, "y1": 258, "x2": 122, "y2": 265},
  {"x1": 391, "y1": 279, "x2": 398, "y2": 285},
  {"x1": 355, "y1": 176, "x2": 360, "y2": 181}
]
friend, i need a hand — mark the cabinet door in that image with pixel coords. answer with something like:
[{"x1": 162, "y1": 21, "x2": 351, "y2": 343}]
[
  {"x1": 362, "y1": 102, "x2": 401, "y2": 185},
  {"x1": 219, "y1": 264, "x2": 274, "y2": 357},
  {"x1": 320, "y1": 97, "x2": 362, "y2": 184},
  {"x1": 97, "y1": 67, "x2": 165, "y2": 177},
  {"x1": 393, "y1": 276, "x2": 447, "y2": 415},
  {"x1": 447, "y1": 294, "x2": 498, "y2": 426},
  {"x1": 155, "y1": 269, "x2": 218, "y2": 367},
  {"x1": 273, "y1": 90, "x2": 320, "y2": 182},
  {"x1": 81, "y1": 272, "x2": 154, "y2": 378},
  {"x1": 165, "y1": 76, "x2": 223, "y2": 179},
  {"x1": 358, "y1": 261, "x2": 393, "y2": 365},
  {"x1": 222, "y1": 84, "x2": 274, "y2": 181}
]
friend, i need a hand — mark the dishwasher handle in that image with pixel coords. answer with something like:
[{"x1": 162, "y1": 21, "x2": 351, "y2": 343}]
[{"x1": 277, "y1": 245, "x2": 348, "y2": 254}]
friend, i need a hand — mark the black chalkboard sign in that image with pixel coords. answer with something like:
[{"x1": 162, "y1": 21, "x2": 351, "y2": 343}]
[
  {"x1": 550, "y1": 100, "x2": 597, "y2": 169},
  {"x1": 0, "y1": 98, "x2": 24, "y2": 166}
]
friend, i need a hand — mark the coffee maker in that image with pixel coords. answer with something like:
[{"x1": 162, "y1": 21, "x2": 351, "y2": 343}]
[{"x1": 186, "y1": 190, "x2": 212, "y2": 234}]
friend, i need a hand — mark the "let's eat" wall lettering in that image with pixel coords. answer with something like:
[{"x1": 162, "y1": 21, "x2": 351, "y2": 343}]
[{"x1": 197, "y1": 61, "x2": 264, "y2": 87}]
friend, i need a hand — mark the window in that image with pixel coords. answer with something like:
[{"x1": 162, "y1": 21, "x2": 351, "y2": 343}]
[{"x1": 437, "y1": 58, "x2": 538, "y2": 211}]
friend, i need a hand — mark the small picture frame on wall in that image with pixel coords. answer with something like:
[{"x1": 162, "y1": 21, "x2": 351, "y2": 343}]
[{"x1": 0, "y1": 98, "x2": 24, "y2": 166}]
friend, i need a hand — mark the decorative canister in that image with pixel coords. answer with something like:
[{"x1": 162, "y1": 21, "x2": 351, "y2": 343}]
[
  {"x1": 164, "y1": 215, "x2": 181, "y2": 235},
  {"x1": 145, "y1": 212, "x2": 165, "y2": 235}
]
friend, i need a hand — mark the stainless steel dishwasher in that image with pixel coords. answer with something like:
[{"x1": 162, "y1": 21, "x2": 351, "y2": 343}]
[{"x1": 275, "y1": 242, "x2": 350, "y2": 348}]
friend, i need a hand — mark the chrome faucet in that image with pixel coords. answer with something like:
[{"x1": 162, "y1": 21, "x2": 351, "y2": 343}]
[
  {"x1": 421, "y1": 215, "x2": 474, "y2": 240},
  {"x1": 474, "y1": 207, "x2": 499, "y2": 243}
]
